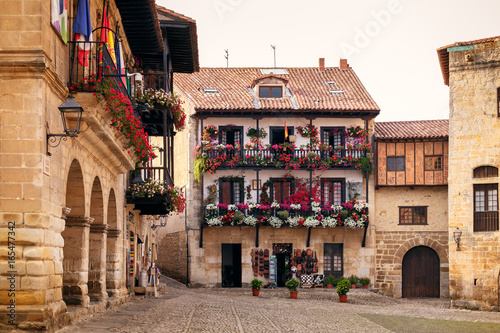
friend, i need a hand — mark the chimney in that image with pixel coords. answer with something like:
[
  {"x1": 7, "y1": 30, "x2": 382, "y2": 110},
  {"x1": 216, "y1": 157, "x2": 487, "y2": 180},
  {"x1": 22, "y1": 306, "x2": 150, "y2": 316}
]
[
  {"x1": 339, "y1": 58, "x2": 348, "y2": 69},
  {"x1": 319, "y1": 58, "x2": 325, "y2": 71}
]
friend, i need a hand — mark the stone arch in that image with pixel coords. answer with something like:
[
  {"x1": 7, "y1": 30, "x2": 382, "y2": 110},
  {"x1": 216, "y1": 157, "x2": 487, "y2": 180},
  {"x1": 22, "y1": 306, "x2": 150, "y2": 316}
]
[
  {"x1": 106, "y1": 188, "x2": 124, "y2": 297},
  {"x1": 88, "y1": 176, "x2": 109, "y2": 302},
  {"x1": 392, "y1": 237, "x2": 449, "y2": 298},
  {"x1": 62, "y1": 159, "x2": 91, "y2": 307}
]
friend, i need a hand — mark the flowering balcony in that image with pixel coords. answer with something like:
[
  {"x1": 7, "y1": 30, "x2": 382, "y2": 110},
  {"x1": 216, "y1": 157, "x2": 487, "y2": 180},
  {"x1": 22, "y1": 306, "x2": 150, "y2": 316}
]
[{"x1": 202, "y1": 199, "x2": 368, "y2": 229}]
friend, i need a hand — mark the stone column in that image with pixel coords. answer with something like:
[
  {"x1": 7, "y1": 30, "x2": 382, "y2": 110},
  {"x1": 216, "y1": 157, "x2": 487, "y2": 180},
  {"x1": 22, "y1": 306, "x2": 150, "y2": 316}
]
[
  {"x1": 88, "y1": 223, "x2": 109, "y2": 302},
  {"x1": 106, "y1": 228, "x2": 125, "y2": 297},
  {"x1": 62, "y1": 216, "x2": 93, "y2": 307}
]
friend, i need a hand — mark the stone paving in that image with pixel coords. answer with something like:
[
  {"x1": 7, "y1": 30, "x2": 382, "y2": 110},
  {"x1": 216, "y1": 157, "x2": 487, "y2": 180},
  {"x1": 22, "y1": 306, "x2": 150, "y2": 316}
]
[{"x1": 57, "y1": 277, "x2": 500, "y2": 333}]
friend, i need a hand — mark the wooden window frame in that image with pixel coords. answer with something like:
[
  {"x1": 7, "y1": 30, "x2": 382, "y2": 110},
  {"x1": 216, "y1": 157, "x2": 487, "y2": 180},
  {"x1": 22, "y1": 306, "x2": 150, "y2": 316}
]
[
  {"x1": 424, "y1": 155, "x2": 443, "y2": 171},
  {"x1": 387, "y1": 156, "x2": 405, "y2": 171},
  {"x1": 270, "y1": 178, "x2": 294, "y2": 203},
  {"x1": 473, "y1": 183, "x2": 499, "y2": 232},
  {"x1": 259, "y1": 86, "x2": 283, "y2": 98},
  {"x1": 269, "y1": 126, "x2": 294, "y2": 146},
  {"x1": 218, "y1": 126, "x2": 244, "y2": 147},
  {"x1": 473, "y1": 166, "x2": 499, "y2": 178},
  {"x1": 324, "y1": 243, "x2": 343, "y2": 278},
  {"x1": 219, "y1": 178, "x2": 244, "y2": 205},
  {"x1": 398, "y1": 206, "x2": 428, "y2": 225},
  {"x1": 320, "y1": 127, "x2": 345, "y2": 147},
  {"x1": 320, "y1": 178, "x2": 345, "y2": 206}
]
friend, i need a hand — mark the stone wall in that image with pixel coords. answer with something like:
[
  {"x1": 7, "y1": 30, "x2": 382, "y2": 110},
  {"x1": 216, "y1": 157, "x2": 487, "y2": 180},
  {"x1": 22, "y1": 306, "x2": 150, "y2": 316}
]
[
  {"x1": 447, "y1": 39, "x2": 500, "y2": 310},
  {"x1": 156, "y1": 231, "x2": 188, "y2": 284}
]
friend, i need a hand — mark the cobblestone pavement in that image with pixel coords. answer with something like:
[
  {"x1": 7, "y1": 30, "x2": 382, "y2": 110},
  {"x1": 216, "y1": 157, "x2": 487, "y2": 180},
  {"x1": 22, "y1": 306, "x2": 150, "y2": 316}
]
[{"x1": 57, "y1": 277, "x2": 500, "y2": 333}]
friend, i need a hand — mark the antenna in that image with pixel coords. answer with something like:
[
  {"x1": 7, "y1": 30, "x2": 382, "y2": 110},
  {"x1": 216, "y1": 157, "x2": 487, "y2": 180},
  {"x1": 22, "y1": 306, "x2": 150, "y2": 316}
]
[
  {"x1": 271, "y1": 45, "x2": 276, "y2": 68},
  {"x1": 224, "y1": 49, "x2": 229, "y2": 68}
]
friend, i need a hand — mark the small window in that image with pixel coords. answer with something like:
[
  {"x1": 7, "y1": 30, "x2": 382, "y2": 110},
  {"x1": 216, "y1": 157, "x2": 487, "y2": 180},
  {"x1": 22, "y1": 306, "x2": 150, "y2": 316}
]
[
  {"x1": 399, "y1": 206, "x2": 427, "y2": 225},
  {"x1": 388, "y1": 157, "x2": 405, "y2": 171},
  {"x1": 259, "y1": 86, "x2": 282, "y2": 98},
  {"x1": 474, "y1": 166, "x2": 498, "y2": 178},
  {"x1": 424, "y1": 156, "x2": 443, "y2": 170},
  {"x1": 321, "y1": 127, "x2": 345, "y2": 147},
  {"x1": 219, "y1": 178, "x2": 244, "y2": 205},
  {"x1": 270, "y1": 178, "x2": 293, "y2": 203},
  {"x1": 474, "y1": 183, "x2": 499, "y2": 232},
  {"x1": 321, "y1": 178, "x2": 345, "y2": 206},
  {"x1": 203, "y1": 88, "x2": 219, "y2": 93}
]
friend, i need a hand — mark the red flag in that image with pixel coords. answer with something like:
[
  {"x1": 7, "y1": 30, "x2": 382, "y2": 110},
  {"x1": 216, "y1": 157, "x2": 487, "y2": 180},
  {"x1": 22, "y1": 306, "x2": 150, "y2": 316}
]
[{"x1": 284, "y1": 121, "x2": 289, "y2": 139}]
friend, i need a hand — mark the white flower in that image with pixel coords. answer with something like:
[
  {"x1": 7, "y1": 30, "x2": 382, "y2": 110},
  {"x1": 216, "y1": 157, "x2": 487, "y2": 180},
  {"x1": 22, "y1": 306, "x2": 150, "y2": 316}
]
[
  {"x1": 206, "y1": 217, "x2": 222, "y2": 226},
  {"x1": 290, "y1": 204, "x2": 301, "y2": 210},
  {"x1": 206, "y1": 204, "x2": 217, "y2": 211},
  {"x1": 271, "y1": 201, "x2": 280, "y2": 209},
  {"x1": 311, "y1": 201, "x2": 321, "y2": 213},
  {"x1": 303, "y1": 216, "x2": 320, "y2": 228},
  {"x1": 243, "y1": 216, "x2": 258, "y2": 226},
  {"x1": 269, "y1": 216, "x2": 284, "y2": 228},
  {"x1": 321, "y1": 216, "x2": 338, "y2": 228},
  {"x1": 331, "y1": 205, "x2": 342, "y2": 212},
  {"x1": 344, "y1": 217, "x2": 363, "y2": 228},
  {"x1": 248, "y1": 203, "x2": 257, "y2": 210},
  {"x1": 216, "y1": 144, "x2": 226, "y2": 149},
  {"x1": 228, "y1": 204, "x2": 237, "y2": 211},
  {"x1": 287, "y1": 217, "x2": 301, "y2": 227}
]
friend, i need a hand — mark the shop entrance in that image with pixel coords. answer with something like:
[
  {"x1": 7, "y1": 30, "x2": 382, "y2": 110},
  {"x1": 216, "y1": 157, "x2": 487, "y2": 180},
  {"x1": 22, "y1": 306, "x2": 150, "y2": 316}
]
[
  {"x1": 221, "y1": 244, "x2": 241, "y2": 287},
  {"x1": 273, "y1": 243, "x2": 293, "y2": 287}
]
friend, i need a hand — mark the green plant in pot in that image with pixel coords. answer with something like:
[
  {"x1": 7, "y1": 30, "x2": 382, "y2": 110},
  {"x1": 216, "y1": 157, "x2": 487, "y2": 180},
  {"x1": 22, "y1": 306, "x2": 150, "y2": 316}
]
[
  {"x1": 336, "y1": 278, "x2": 350, "y2": 303},
  {"x1": 324, "y1": 275, "x2": 336, "y2": 289},
  {"x1": 285, "y1": 278, "x2": 300, "y2": 299},
  {"x1": 250, "y1": 278, "x2": 263, "y2": 296},
  {"x1": 360, "y1": 277, "x2": 370, "y2": 289},
  {"x1": 348, "y1": 275, "x2": 359, "y2": 289}
]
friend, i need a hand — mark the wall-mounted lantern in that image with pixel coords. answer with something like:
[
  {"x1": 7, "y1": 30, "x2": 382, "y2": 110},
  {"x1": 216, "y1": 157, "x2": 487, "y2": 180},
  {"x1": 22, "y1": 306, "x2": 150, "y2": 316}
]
[
  {"x1": 453, "y1": 227, "x2": 462, "y2": 251},
  {"x1": 46, "y1": 95, "x2": 84, "y2": 155}
]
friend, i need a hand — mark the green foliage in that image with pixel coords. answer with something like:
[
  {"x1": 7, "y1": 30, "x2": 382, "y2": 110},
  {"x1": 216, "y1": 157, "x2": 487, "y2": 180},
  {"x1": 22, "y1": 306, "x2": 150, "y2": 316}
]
[
  {"x1": 358, "y1": 156, "x2": 373, "y2": 174},
  {"x1": 194, "y1": 155, "x2": 207, "y2": 183},
  {"x1": 339, "y1": 210, "x2": 349, "y2": 219},
  {"x1": 285, "y1": 278, "x2": 300, "y2": 292},
  {"x1": 233, "y1": 211, "x2": 244, "y2": 224},
  {"x1": 277, "y1": 210, "x2": 289, "y2": 220},
  {"x1": 336, "y1": 279, "x2": 351, "y2": 296},
  {"x1": 360, "y1": 277, "x2": 370, "y2": 286},
  {"x1": 324, "y1": 275, "x2": 337, "y2": 285},
  {"x1": 348, "y1": 275, "x2": 359, "y2": 285},
  {"x1": 250, "y1": 278, "x2": 263, "y2": 290}
]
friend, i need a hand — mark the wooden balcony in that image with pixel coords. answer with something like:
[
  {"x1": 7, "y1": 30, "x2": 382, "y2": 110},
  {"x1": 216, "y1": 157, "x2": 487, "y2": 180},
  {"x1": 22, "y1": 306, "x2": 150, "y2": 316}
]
[{"x1": 474, "y1": 211, "x2": 499, "y2": 232}]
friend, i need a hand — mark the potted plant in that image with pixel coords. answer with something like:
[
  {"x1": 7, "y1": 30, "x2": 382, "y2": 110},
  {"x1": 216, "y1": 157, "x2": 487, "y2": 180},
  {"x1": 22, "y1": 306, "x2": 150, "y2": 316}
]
[
  {"x1": 348, "y1": 275, "x2": 359, "y2": 289},
  {"x1": 285, "y1": 278, "x2": 300, "y2": 299},
  {"x1": 336, "y1": 278, "x2": 350, "y2": 303},
  {"x1": 324, "y1": 275, "x2": 336, "y2": 289},
  {"x1": 360, "y1": 277, "x2": 370, "y2": 289},
  {"x1": 250, "y1": 278, "x2": 263, "y2": 296}
]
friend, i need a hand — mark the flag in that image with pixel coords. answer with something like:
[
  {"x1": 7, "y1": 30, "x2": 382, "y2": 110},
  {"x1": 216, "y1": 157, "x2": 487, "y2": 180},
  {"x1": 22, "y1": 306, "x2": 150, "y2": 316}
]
[
  {"x1": 284, "y1": 121, "x2": 289, "y2": 140},
  {"x1": 115, "y1": 39, "x2": 126, "y2": 86},
  {"x1": 99, "y1": 7, "x2": 116, "y2": 68},
  {"x1": 73, "y1": 0, "x2": 92, "y2": 66}
]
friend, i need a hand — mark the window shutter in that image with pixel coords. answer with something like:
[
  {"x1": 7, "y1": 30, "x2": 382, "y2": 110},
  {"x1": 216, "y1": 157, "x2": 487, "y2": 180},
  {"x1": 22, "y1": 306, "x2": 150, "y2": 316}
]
[
  {"x1": 235, "y1": 130, "x2": 241, "y2": 145},
  {"x1": 221, "y1": 181, "x2": 231, "y2": 204},
  {"x1": 221, "y1": 131, "x2": 227, "y2": 145}
]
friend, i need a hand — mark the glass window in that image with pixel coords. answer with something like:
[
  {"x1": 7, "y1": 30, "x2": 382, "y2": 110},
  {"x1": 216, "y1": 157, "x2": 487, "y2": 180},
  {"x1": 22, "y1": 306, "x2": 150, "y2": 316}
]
[
  {"x1": 321, "y1": 179, "x2": 345, "y2": 206},
  {"x1": 388, "y1": 157, "x2": 404, "y2": 171},
  {"x1": 219, "y1": 178, "x2": 243, "y2": 204},
  {"x1": 474, "y1": 184, "x2": 499, "y2": 232},
  {"x1": 399, "y1": 206, "x2": 427, "y2": 225},
  {"x1": 259, "y1": 86, "x2": 282, "y2": 98},
  {"x1": 425, "y1": 156, "x2": 443, "y2": 170},
  {"x1": 270, "y1": 179, "x2": 293, "y2": 203}
]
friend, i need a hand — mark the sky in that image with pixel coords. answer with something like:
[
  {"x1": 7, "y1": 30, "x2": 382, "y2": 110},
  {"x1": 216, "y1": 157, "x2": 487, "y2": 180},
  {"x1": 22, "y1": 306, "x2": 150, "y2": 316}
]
[{"x1": 157, "y1": 0, "x2": 500, "y2": 121}]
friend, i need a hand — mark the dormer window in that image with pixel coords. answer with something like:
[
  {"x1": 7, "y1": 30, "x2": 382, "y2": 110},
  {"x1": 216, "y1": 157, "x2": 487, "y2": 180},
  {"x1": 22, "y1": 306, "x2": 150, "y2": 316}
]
[{"x1": 259, "y1": 86, "x2": 282, "y2": 98}]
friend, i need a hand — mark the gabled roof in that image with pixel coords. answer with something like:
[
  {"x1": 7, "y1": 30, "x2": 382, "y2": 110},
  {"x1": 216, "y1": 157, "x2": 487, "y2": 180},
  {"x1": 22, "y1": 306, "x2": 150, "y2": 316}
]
[
  {"x1": 174, "y1": 67, "x2": 380, "y2": 117},
  {"x1": 437, "y1": 35, "x2": 500, "y2": 86},
  {"x1": 375, "y1": 119, "x2": 449, "y2": 140}
]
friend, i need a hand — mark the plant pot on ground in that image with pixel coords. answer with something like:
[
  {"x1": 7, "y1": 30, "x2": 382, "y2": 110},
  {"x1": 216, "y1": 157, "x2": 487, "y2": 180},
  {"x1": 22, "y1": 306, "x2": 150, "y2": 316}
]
[
  {"x1": 360, "y1": 277, "x2": 370, "y2": 289},
  {"x1": 324, "y1": 275, "x2": 336, "y2": 289},
  {"x1": 250, "y1": 278, "x2": 263, "y2": 296},
  {"x1": 285, "y1": 278, "x2": 300, "y2": 299},
  {"x1": 336, "y1": 278, "x2": 350, "y2": 303},
  {"x1": 348, "y1": 275, "x2": 359, "y2": 289}
]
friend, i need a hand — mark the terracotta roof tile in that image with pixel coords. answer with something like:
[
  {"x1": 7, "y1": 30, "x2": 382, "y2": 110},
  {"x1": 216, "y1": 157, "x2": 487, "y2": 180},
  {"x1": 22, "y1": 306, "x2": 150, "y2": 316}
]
[
  {"x1": 174, "y1": 67, "x2": 380, "y2": 114},
  {"x1": 375, "y1": 119, "x2": 449, "y2": 140}
]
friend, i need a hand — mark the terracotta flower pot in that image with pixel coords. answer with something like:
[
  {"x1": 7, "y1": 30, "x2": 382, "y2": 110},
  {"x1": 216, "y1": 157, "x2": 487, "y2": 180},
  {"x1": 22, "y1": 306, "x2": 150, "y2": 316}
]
[
  {"x1": 351, "y1": 284, "x2": 356, "y2": 289},
  {"x1": 290, "y1": 291, "x2": 298, "y2": 299},
  {"x1": 252, "y1": 289, "x2": 260, "y2": 296},
  {"x1": 363, "y1": 284, "x2": 368, "y2": 289},
  {"x1": 326, "y1": 284, "x2": 333, "y2": 289},
  {"x1": 339, "y1": 295, "x2": 348, "y2": 303}
]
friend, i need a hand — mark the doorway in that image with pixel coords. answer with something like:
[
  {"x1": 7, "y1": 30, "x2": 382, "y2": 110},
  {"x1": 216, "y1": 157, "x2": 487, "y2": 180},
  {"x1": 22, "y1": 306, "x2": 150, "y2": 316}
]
[
  {"x1": 273, "y1": 243, "x2": 293, "y2": 287},
  {"x1": 221, "y1": 244, "x2": 241, "y2": 287},
  {"x1": 402, "y1": 246, "x2": 440, "y2": 297},
  {"x1": 270, "y1": 127, "x2": 294, "y2": 145}
]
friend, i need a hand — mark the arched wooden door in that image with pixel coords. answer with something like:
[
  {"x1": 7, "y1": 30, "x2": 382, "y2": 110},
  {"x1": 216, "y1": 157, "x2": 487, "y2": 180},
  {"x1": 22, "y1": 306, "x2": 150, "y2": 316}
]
[{"x1": 402, "y1": 246, "x2": 440, "y2": 298}]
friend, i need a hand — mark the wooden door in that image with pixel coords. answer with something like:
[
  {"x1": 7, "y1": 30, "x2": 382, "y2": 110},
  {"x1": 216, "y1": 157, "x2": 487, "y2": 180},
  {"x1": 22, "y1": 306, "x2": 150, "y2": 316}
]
[
  {"x1": 221, "y1": 244, "x2": 242, "y2": 287},
  {"x1": 324, "y1": 243, "x2": 343, "y2": 277},
  {"x1": 402, "y1": 246, "x2": 440, "y2": 297}
]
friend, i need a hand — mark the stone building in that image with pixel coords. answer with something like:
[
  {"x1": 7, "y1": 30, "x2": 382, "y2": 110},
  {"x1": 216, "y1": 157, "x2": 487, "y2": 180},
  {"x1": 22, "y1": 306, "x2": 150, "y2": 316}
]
[
  {"x1": 164, "y1": 59, "x2": 379, "y2": 288},
  {"x1": 0, "y1": 1, "x2": 197, "y2": 331},
  {"x1": 373, "y1": 120, "x2": 449, "y2": 298},
  {"x1": 438, "y1": 36, "x2": 500, "y2": 310}
]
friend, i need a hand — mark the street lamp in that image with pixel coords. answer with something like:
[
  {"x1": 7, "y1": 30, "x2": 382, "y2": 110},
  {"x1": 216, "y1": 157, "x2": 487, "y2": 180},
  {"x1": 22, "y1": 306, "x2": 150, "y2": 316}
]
[
  {"x1": 46, "y1": 95, "x2": 84, "y2": 155},
  {"x1": 453, "y1": 227, "x2": 462, "y2": 251}
]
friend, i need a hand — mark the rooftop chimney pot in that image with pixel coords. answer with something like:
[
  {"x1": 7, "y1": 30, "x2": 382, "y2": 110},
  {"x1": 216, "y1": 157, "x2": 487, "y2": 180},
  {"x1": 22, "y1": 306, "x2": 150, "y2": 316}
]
[
  {"x1": 340, "y1": 58, "x2": 348, "y2": 69},
  {"x1": 319, "y1": 58, "x2": 325, "y2": 71}
]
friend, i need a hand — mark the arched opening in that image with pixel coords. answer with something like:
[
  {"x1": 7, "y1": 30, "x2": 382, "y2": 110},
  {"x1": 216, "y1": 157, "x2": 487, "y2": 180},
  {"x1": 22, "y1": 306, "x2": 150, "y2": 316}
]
[
  {"x1": 62, "y1": 159, "x2": 90, "y2": 307},
  {"x1": 106, "y1": 189, "x2": 123, "y2": 297},
  {"x1": 88, "y1": 177, "x2": 108, "y2": 302},
  {"x1": 402, "y1": 246, "x2": 440, "y2": 298}
]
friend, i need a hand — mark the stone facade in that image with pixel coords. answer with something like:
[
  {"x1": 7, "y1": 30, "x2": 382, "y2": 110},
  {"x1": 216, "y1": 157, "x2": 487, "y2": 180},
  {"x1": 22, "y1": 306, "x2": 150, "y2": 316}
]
[{"x1": 445, "y1": 39, "x2": 500, "y2": 310}]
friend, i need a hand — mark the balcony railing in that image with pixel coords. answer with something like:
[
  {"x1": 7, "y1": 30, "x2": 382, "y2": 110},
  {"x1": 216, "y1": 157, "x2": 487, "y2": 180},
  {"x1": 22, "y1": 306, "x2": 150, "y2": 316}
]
[
  {"x1": 134, "y1": 166, "x2": 173, "y2": 186},
  {"x1": 474, "y1": 211, "x2": 499, "y2": 232},
  {"x1": 202, "y1": 147, "x2": 368, "y2": 170},
  {"x1": 68, "y1": 41, "x2": 132, "y2": 101}
]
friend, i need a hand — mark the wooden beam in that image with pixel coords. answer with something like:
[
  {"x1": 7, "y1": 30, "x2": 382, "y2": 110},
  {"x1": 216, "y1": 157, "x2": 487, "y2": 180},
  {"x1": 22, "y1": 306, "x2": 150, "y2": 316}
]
[{"x1": 306, "y1": 227, "x2": 312, "y2": 247}]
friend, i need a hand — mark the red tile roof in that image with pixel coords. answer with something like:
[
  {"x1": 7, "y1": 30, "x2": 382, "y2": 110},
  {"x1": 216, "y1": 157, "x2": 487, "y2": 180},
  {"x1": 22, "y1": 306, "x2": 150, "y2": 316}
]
[
  {"x1": 375, "y1": 120, "x2": 449, "y2": 140},
  {"x1": 174, "y1": 67, "x2": 380, "y2": 116},
  {"x1": 437, "y1": 35, "x2": 500, "y2": 85}
]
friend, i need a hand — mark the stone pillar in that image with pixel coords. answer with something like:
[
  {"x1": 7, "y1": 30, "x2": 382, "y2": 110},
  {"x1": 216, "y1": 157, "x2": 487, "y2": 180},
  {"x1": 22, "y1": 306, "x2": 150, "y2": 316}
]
[
  {"x1": 106, "y1": 228, "x2": 125, "y2": 297},
  {"x1": 62, "y1": 216, "x2": 92, "y2": 307},
  {"x1": 88, "y1": 223, "x2": 109, "y2": 302}
]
